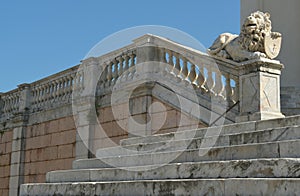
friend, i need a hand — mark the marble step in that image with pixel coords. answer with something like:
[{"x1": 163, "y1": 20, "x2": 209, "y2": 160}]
[
  {"x1": 47, "y1": 158, "x2": 300, "y2": 183},
  {"x1": 20, "y1": 178, "x2": 300, "y2": 196},
  {"x1": 120, "y1": 115, "x2": 300, "y2": 146},
  {"x1": 96, "y1": 126, "x2": 300, "y2": 158},
  {"x1": 73, "y1": 139, "x2": 300, "y2": 169}
]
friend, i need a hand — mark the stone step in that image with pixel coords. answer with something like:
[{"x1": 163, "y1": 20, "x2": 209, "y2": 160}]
[
  {"x1": 120, "y1": 115, "x2": 300, "y2": 146},
  {"x1": 96, "y1": 126, "x2": 300, "y2": 158},
  {"x1": 47, "y1": 158, "x2": 300, "y2": 183},
  {"x1": 20, "y1": 178, "x2": 300, "y2": 196},
  {"x1": 73, "y1": 139, "x2": 300, "y2": 169}
]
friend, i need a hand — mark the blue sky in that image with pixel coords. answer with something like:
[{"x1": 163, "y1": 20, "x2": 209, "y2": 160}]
[{"x1": 0, "y1": 1, "x2": 240, "y2": 92}]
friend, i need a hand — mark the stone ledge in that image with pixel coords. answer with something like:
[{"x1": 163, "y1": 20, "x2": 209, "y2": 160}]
[
  {"x1": 47, "y1": 158, "x2": 300, "y2": 183},
  {"x1": 20, "y1": 178, "x2": 300, "y2": 196}
]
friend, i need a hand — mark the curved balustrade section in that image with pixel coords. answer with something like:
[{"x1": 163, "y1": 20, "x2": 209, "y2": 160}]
[
  {"x1": 0, "y1": 90, "x2": 20, "y2": 120},
  {"x1": 161, "y1": 48, "x2": 239, "y2": 105},
  {"x1": 30, "y1": 66, "x2": 83, "y2": 112},
  {"x1": 96, "y1": 50, "x2": 137, "y2": 96}
]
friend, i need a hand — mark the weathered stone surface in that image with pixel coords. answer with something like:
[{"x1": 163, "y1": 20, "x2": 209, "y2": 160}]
[
  {"x1": 281, "y1": 86, "x2": 300, "y2": 116},
  {"x1": 94, "y1": 126, "x2": 300, "y2": 159},
  {"x1": 74, "y1": 140, "x2": 300, "y2": 169},
  {"x1": 47, "y1": 158, "x2": 300, "y2": 183},
  {"x1": 121, "y1": 115, "x2": 300, "y2": 146},
  {"x1": 20, "y1": 178, "x2": 300, "y2": 196}
]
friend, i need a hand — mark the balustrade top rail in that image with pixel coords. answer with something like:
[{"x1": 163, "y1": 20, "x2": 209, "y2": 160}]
[{"x1": 0, "y1": 34, "x2": 242, "y2": 122}]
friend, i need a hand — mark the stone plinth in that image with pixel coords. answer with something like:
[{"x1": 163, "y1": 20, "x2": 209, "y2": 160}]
[{"x1": 237, "y1": 59, "x2": 285, "y2": 122}]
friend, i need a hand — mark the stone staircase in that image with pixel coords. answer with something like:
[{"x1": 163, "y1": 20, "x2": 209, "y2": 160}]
[{"x1": 20, "y1": 116, "x2": 300, "y2": 195}]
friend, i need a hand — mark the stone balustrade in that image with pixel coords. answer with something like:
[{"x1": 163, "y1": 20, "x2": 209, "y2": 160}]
[
  {"x1": 0, "y1": 66, "x2": 84, "y2": 122},
  {"x1": 30, "y1": 66, "x2": 83, "y2": 112},
  {"x1": 0, "y1": 89, "x2": 21, "y2": 120},
  {"x1": 161, "y1": 48, "x2": 239, "y2": 105},
  {"x1": 96, "y1": 50, "x2": 137, "y2": 95},
  {"x1": 0, "y1": 34, "x2": 284, "y2": 124}
]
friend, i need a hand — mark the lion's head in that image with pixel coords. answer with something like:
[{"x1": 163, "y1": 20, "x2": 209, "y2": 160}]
[{"x1": 240, "y1": 11, "x2": 272, "y2": 52}]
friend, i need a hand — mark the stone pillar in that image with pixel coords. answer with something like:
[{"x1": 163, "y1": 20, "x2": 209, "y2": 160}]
[
  {"x1": 126, "y1": 40, "x2": 164, "y2": 137},
  {"x1": 74, "y1": 58, "x2": 102, "y2": 159},
  {"x1": 236, "y1": 59, "x2": 285, "y2": 122},
  {"x1": 9, "y1": 83, "x2": 31, "y2": 196}
]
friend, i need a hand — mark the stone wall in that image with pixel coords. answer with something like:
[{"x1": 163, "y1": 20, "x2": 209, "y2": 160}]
[
  {"x1": 0, "y1": 129, "x2": 13, "y2": 196},
  {"x1": 281, "y1": 87, "x2": 300, "y2": 116},
  {"x1": 23, "y1": 117, "x2": 76, "y2": 184},
  {"x1": 94, "y1": 97, "x2": 206, "y2": 151},
  {"x1": 0, "y1": 34, "x2": 292, "y2": 195},
  {"x1": 0, "y1": 95, "x2": 206, "y2": 196}
]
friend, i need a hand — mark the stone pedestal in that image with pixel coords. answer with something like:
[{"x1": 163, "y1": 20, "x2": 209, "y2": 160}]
[
  {"x1": 237, "y1": 59, "x2": 285, "y2": 122},
  {"x1": 9, "y1": 83, "x2": 30, "y2": 196},
  {"x1": 73, "y1": 58, "x2": 103, "y2": 159}
]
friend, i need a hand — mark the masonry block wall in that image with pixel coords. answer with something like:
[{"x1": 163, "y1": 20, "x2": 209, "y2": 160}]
[
  {"x1": 0, "y1": 95, "x2": 207, "y2": 196},
  {"x1": 281, "y1": 87, "x2": 300, "y2": 116},
  {"x1": 0, "y1": 129, "x2": 13, "y2": 196},
  {"x1": 93, "y1": 94, "x2": 207, "y2": 151},
  {"x1": 24, "y1": 116, "x2": 76, "y2": 184}
]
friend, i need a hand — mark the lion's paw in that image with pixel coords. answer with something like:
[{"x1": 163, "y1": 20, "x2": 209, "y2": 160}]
[{"x1": 252, "y1": 51, "x2": 267, "y2": 59}]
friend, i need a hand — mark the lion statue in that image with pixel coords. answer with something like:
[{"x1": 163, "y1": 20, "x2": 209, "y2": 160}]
[{"x1": 208, "y1": 11, "x2": 282, "y2": 62}]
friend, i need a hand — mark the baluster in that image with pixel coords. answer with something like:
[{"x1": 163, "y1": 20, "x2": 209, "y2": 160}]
[
  {"x1": 44, "y1": 84, "x2": 50, "y2": 105},
  {"x1": 61, "y1": 78, "x2": 67, "y2": 102},
  {"x1": 56, "y1": 80, "x2": 61, "y2": 101},
  {"x1": 14, "y1": 94, "x2": 20, "y2": 113},
  {"x1": 6, "y1": 96, "x2": 10, "y2": 114},
  {"x1": 206, "y1": 67, "x2": 215, "y2": 94},
  {"x1": 38, "y1": 86, "x2": 43, "y2": 107},
  {"x1": 129, "y1": 53, "x2": 136, "y2": 78},
  {"x1": 188, "y1": 63, "x2": 197, "y2": 84},
  {"x1": 195, "y1": 65, "x2": 206, "y2": 90},
  {"x1": 4, "y1": 96, "x2": 8, "y2": 113},
  {"x1": 214, "y1": 71, "x2": 224, "y2": 97},
  {"x1": 123, "y1": 55, "x2": 130, "y2": 79},
  {"x1": 225, "y1": 73, "x2": 234, "y2": 105},
  {"x1": 10, "y1": 96, "x2": 13, "y2": 113},
  {"x1": 112, "y1": 59, "x2": 119, "y2": 82},
  {"x1": 160, "y1": 48, "x2": 169, "y2": 76},
  {"x1": 117, "y1": 56, "x2": 124, "y2": 77},
  {"x1": 66, "y1": 75, "x2": 72, "y2": 100},
  {"x1": 9, "y1": 95, "x2": 13, "y2": 113},
  {"x1": 36, "y1": 86, "x2": 42, "y2": 108},
  {"x1": 12, "y1": 95, "x2": 16, "y2": 112},
  {"x1": 232, "y1": 76, "x2": 239, "y2": 103},
  {"x1": 173, "y1": 53, "x2": 181, "y2": 77},
  {"x1": 167, "y1": 50, "x2": 174, "y2": 66},
  {"x1": 165, "y1": 49, "x2": 173, "y2": 74},
  {"x1": 51, "y1": 81, "x2": 57, "y2": 101},
  {"x1": 54, "y1": 81, "x2": 60, "y2": 102},
  {"x1": 31, "y1": 88, "x2": 36, "y2": 109},
  {"x1": 12, "y1": 95, "x2": 16, "y2": 113},
  {"x1": 181, "y1": 57, "x2": 188, "y2": 80}
]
